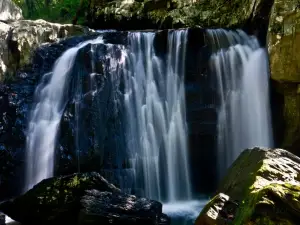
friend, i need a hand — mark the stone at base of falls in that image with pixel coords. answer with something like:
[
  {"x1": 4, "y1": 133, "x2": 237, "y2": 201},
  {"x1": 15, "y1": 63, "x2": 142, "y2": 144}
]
[
  {"x1": 79, "y1": 190, "x2": 170, "y2": 225},
  {"x1": 0, "y1": 172, "x2": 169, "y2": 225},
  {"x1": 194, "y1": 193, "x2": 237, "y2": 225},
  {"x1": 195, "y1": 147, "x2": 300, "y2": 225},
  {"x1": 0, "y1": 213, "x2": 5, "y2": 225}
]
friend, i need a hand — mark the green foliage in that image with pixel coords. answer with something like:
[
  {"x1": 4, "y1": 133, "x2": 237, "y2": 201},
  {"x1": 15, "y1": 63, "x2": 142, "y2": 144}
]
[{"x1": 12, "y1": 0, "x2": 88, "y2": 24}]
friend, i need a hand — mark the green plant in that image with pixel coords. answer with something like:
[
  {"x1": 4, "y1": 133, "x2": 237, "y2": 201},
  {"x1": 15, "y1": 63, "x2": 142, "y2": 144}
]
[{"x1": 12, "y1": 0, "x2": 89, "y2": 24}]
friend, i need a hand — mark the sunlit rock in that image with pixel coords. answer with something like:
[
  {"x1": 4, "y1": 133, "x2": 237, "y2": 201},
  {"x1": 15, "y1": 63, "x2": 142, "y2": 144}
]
[
  {"x1": 268, "y1": 0, "x2": 300, "y2": 153},
  {"x1": 0, "y1": 19, "x2": 94, "y2": 81},
  {"x1": 194, "y1": 193, "x2": 237, "y2": 225},
  {"x1": 0, "y1": 0, "x2": 22, "y2": 22},
  {"x1": 195, "y1": 147, "x2": 300, "y2": 225}
]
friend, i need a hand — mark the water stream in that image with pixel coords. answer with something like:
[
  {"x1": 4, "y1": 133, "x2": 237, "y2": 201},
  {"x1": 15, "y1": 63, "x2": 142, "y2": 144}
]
[
  {"x1": 207, "y1": 29, "x2": 273, "y2": 180},
  {"x1": 123, "y1": 30, "x2": 192, "y2": 202},
  {"x1": 24, "y1": 37, "x2": 105, "y2": 191}
]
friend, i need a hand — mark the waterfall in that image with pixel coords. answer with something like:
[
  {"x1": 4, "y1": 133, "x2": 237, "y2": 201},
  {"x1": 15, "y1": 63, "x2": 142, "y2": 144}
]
[
  {"x1": 207, "y1": 29, "x2": 273, "y2": 180},
  {"x1": 24, "y1": 30, "x2": 192, "y2": 200},
  {"x1": 24, "y1": 37, "x2": 105, "y2": 191},
  {"x1": 123, "y1": 30, "x2": 191, "y2": 202}
]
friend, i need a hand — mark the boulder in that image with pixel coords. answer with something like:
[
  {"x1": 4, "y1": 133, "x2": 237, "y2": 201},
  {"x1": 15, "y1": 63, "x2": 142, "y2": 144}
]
[
  {"x1": 0, "y1": 172, "x2": 169, "y2": 225},
  {"x1": 0, "y1": 0, "x2": 22, "y2": 22},
  {"x1": 0, "y1": 19, "x2": 94, "y2": 81},
  {"x1": 79, "y1": 190, "x2": 170, "y2": 225},
  {"x1": 0, "y1": 172, "x2": 120, "y2": 225},
  {"x1": 268, "y1": 0, "x2": 300, "y2": 153},
  {"x1": 195, "y1": 147, "x2": 300, "y2": 225},
  {"x1": 194, "y1": 193, "x2": 238, "y2": 225}
]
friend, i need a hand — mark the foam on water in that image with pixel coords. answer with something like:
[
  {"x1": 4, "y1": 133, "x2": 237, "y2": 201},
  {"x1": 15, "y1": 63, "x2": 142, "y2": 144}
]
[{"x1": 163, "y1": 200, "x2": 207, "y2": 219}]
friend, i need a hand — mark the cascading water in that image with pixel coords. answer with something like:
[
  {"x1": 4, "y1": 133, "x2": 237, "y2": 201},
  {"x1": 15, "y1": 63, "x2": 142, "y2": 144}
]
[
  {"x1": 23, "y1": 29, "x2": 202, "y2": 225},
  {"x1": 207, "y1": 29, "x2": 273, "y2": 180},
  {"x1": 123, "y1": 30, "x2": 192, "y2": 202},
  {"x1": 24, "y1": 37, "x2": 105, "y2": 191}
]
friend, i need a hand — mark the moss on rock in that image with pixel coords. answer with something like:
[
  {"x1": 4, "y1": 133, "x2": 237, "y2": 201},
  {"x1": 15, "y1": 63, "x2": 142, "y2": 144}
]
[
  {"x1": 196, "y1": 148, "x2": 300, "y2": 225},
  {"x1": 83, "y1": 0, "x2": 273, "y2": 30},
  {"x1": 0, "y1": 172, "x2": 120, "y2": 225},
  {"x1": 268, "y1": 0, "x2": 300, "y2": 153}
]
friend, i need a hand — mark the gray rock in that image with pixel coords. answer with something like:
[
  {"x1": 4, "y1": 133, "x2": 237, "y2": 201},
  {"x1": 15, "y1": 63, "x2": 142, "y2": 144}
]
[
  {"x1": 0, "y1": 19, "x2": 94, "y2": 81},
  {"x1": 0, "y1": 0, "x2": 22, "y2": 22}
]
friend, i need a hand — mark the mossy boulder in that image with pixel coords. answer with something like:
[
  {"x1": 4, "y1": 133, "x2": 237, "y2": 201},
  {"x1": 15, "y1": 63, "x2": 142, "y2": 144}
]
[
  {"x1": 0, "y1": 172, "x2": 169, "y2": 225},
  {"x1": 268, "y1": 0, "x2": 300, "y2": 153},
  {"x1": 0, "y1": 172, "x2": 120, "y2": 225},
  {"x1": 195, "y1": 147, "x2": 300, "y2": 225}
]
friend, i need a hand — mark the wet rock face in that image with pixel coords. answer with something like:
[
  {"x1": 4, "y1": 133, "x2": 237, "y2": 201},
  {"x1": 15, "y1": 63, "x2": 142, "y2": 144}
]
[
  {"x1": 0, "y1": 0, "x2": 22, "y2": 22},
  {"x1": 195, "y1": 147, "x2": 300, "y2": 225},
  {"x1": 0, "y1": 33, "x2": 100, "y2": 200},
  {"x1": 268, "y1": 0, "x2": 300, "y2": 155},
  {"x1": 0, "y1": 84, "x2": 25, "y2": 199},
  {"x1": 0, "y1": 172, "x2": 169, "y2": 225}
]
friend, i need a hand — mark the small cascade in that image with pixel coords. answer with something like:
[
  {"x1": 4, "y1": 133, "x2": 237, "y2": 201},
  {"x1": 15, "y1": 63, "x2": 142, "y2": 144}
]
[
  {"x1": 207, "y1": 29, "x2": 273, "y2": 180},
  {"x1": 24, "y1": 37, "x2": 105, "y2": 191},
  {"x1": 123, "y1": 30, "x2": 191, "y2": 202}
]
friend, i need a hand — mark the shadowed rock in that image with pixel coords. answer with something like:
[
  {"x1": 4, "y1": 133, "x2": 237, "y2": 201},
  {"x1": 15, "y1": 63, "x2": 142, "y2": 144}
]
[
  {"x1": 0, "y1": 172, "x2": 120, "y2": 225},
  {"x1": 79, "y1": 190, "x2": 170, "y2": 225},
  {"x1": 0, "y1": 172, "x2": 169, "y2": 225}
]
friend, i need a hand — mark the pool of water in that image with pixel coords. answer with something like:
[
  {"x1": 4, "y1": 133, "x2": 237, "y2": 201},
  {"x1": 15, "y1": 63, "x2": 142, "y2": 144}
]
[{"x1": 163, "y1": 200, "x2": 207, "y2": 225}]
